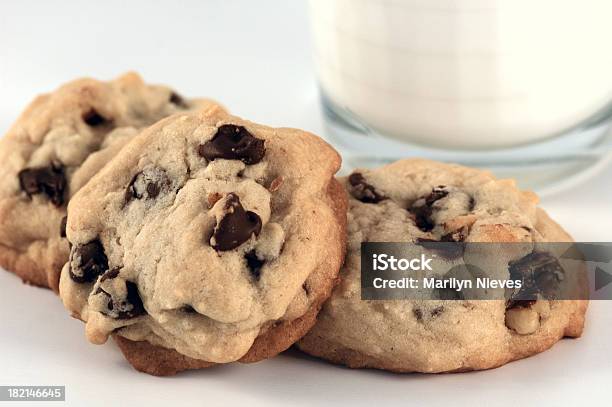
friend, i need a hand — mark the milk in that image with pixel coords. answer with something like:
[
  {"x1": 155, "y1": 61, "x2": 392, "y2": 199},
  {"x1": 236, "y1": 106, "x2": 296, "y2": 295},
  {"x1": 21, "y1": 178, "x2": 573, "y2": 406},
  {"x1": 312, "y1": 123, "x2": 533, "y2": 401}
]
[{"x1": 310, "y1": 0, "x2": 612, "y2": 150}]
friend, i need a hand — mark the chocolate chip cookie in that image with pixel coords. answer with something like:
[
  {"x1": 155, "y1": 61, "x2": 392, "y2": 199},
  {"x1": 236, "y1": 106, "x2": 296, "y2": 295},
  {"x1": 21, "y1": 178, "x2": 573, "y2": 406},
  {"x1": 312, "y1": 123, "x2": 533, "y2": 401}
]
[
  {"x1": 0, "y1": 72, "x2": 216, "y2": 291},
  {"x1": 298, "y1": 159, "x2": 587, "y2": 373},
  {"x1": 59, "y1": 106, "x2": 346, "y2": 375}
]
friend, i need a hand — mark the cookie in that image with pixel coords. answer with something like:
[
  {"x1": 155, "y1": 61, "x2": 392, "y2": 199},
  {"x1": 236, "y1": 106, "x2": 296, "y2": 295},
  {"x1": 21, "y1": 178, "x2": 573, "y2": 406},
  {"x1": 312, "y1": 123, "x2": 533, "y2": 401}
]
[
  {"x1": 0, "y1": 72, "x2": 216, "y2": 291},
  {"x1": 298, "y1": 159, "x2": 587, "y2": 373},
  {"x1": 59, "y1": 106, "x2": 346, "y2": 375}
]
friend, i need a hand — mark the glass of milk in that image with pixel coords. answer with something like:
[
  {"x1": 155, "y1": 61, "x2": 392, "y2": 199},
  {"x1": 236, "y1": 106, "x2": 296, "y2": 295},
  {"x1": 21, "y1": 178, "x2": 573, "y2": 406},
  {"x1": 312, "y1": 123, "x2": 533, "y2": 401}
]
[{"x1": 310, "y1": 0, "x2": 612, "y2": 192}]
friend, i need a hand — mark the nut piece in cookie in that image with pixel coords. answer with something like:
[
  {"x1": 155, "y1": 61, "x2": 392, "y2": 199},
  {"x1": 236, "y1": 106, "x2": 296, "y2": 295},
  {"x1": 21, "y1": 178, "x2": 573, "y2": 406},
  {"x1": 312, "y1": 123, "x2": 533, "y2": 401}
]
[
  {"x1": 59, "y1": 107, "x2": 346, "y2": 375},
  {"x1": 298, "y1": 159, "x2": 587, "y2": 373},
  {"x1": 0, "y1": 72, "x2": 219, "y2": 290}
]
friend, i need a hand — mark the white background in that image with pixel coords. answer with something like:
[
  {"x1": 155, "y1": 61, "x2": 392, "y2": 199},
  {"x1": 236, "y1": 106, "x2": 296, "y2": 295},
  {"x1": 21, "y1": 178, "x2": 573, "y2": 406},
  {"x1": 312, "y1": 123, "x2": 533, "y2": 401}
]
[{"x1": 0, "y1": 1, "x2": 611, "y2": 406}]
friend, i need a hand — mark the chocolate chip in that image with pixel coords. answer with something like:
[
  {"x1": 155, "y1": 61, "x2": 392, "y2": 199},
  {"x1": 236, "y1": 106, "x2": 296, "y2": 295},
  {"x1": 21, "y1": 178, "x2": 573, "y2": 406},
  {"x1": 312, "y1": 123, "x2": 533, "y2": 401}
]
[
  {"x1": 245, "y1": 250, "x2": 265, "y2": 279},
  {"x1": 181, "y1": 305, "x2": 197, "y2": 314},
  {"x1": 348, "y1": 172, "x2": 386, "y2": 203},
  {"x1": 169, "y1": 92, "x2": 189, "y2": 108},
  {"x1": 414, "y1": 306, "x2": 445, "y2": 321},
  {"x1": 97, "y1": 281, "x2": 145, "y2": 319},
  {"x1": 506, "y1": 299, "x2": 537, "y2": 310},
  {"x1": 198, "y1": 124, "x2": 265, "y2": 165},
  {"x1": 82, "y1": 109, "x2": 111, "y2": 127},
  {"x1": 69, "y1": 240, "x2": 108, "y2": 283},
  {"x1": 534, "y1": 266, "x2": 563, "y2": 298},
  {"x1": 415, "y1": 237, "x2": 437, "y2": 244},
  {"x1": 412, "y1": 207, "x2": 434, "y2": 231},
  {"x1": 431, "y1": 306, "x2": 444, "y2": 317},
  {"x1": 100, "y1": 268, "x2": 120, "y2": 282},
  {"x1": 507, "y1": 252, "x2": 564, "y2": 308},
  {"x1": 124, "y1": 169, "x2": 169, "y2": 204},
  {"x1": 124, "y1": 174, "x2": 139, "y2": 203},
  {"x1": 211, "y1": 193, "x2": 262, "y2": 251},
  {"x1": 146, "y1": 182, "x2": 160, "y2": 198},
  {"x1": 122, "y1": 282, "x2": 145, "y2": 318},
  {"x1": 60, "y1": 216, "x2": 68, "y2": 238},
  {"x1": 441, "y1": 228, "x2": 467, "y2": 243},
  {"x1": 18, "y1": 164, "x2": 66, "y2": 206},
  {"x1": 426, "y1": 186, "x2": 449, "y2": 205},
  {"x1": 416, "y1": 230, "x2": 466, "y2": 259},
  {"x1": 410, "y1": 186, "x2": 449, "y2": 232}
]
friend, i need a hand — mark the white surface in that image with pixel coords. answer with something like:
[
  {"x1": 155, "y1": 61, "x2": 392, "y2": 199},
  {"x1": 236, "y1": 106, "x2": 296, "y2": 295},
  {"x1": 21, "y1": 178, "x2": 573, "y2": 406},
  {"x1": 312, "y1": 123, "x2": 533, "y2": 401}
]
[
  {"x1": 311, "y1": 0, "x2": 612, "y2": 148},
  {"x1": 0, "y1": 1, "x2": 611, "y2": 406}
]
